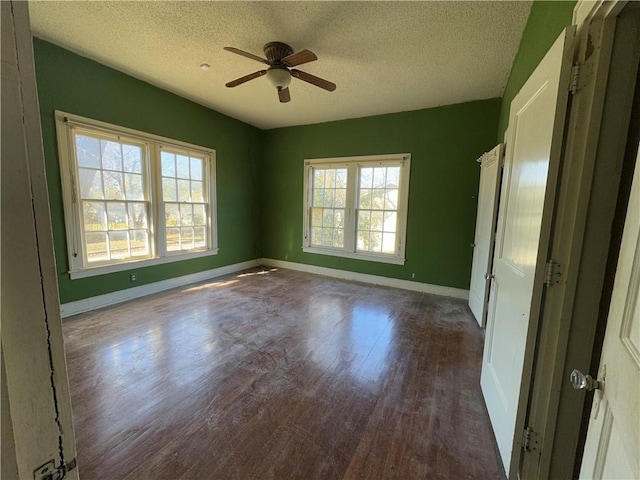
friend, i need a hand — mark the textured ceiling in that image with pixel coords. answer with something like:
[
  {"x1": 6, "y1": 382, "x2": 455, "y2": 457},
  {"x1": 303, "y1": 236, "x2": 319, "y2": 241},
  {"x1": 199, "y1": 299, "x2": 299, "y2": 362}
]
[{"x1": 28, "y1": 1, "x2": 531, "y2": 130}]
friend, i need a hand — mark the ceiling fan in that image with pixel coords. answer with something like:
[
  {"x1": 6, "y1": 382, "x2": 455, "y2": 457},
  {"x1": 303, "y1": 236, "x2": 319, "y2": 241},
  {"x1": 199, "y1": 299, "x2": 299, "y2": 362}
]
[{"x1": 223, "y1": 42, "x2": 336, "y2": 103}]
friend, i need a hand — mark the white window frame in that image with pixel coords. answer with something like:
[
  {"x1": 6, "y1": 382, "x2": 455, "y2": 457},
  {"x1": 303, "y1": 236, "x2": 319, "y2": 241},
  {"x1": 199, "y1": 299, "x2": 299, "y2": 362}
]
[
  {"x1": 55, "y1": 111, "x2": 217, "y2": 279},
  {"x1": 302, "y1": 153, "x2": 411, "y2": 265}
]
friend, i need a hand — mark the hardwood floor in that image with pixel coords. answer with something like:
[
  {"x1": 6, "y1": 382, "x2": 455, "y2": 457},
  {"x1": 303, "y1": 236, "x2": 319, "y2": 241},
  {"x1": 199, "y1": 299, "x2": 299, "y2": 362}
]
[{"x1": 63, "y1": 267, "x2": 504, "y2": 479}]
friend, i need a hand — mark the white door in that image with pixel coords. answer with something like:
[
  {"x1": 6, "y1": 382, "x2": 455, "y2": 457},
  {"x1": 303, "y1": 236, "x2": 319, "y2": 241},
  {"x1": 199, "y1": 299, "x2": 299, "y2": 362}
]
[
  {"x1": 480, "y1": 27, "x2": 575, "y2": 477},
  {"x1": 579, "y1": 145, "x2": 640, "y2": 480},
  {"x1": 469, "y1": 144, "x2": 504, "y2": 327}
]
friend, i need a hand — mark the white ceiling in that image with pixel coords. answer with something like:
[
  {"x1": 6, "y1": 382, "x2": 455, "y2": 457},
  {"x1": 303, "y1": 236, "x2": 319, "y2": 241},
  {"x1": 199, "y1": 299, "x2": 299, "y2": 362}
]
[{"x1": 28, "y1": 1, "x2": 531, "y2": 130}]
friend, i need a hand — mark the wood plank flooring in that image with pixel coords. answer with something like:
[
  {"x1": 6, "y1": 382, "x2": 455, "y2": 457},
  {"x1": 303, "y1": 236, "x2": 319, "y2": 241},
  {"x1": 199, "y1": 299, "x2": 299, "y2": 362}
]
[{"x1": 63, "y1": 267, "x2": 505, "y2": 479}]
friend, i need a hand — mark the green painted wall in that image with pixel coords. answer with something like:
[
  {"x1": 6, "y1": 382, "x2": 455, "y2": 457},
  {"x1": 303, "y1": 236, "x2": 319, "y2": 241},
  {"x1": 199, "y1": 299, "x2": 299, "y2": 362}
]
[
  {"x1": 497, "y1": 0, "x2": 577, "y2": 138},
  {"x1": 260, "y1": 100, "x2": 501, "y2": 290},
  {"x1": 37, "y1": 0, "x2": 573, "y2": 303},
  {"x1": 34, "y1": 39, "x2": 262, "y2": 304}
]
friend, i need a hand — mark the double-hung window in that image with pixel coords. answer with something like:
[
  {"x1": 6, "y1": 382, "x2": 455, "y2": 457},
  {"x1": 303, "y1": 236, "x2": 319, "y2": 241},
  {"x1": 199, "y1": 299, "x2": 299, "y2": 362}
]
[
  {"x1": 303, "y1": 154, "x2": 410, "y2": 265},
  {"x1": 56, "y1": 111, "x2": 217, "y2": 278}
]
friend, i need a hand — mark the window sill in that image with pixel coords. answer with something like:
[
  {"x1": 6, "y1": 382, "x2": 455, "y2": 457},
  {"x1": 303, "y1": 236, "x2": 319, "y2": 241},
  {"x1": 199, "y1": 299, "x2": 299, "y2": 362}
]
[
  {"x1": 302, "y1": 246, "x2": 405, "y2": 265},
  {"x1": 68, "y1": 248, "x2": 219, "y2": 279}
]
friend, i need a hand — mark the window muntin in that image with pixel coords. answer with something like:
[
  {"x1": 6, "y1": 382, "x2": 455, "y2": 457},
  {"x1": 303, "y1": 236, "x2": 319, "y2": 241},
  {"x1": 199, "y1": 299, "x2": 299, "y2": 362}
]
[
  {"x1": 303, "y1": 154, "x2": 410, "y2": 265},
  {"x1": 56, "y1": 111, "x2": 217, "y2": 278}
]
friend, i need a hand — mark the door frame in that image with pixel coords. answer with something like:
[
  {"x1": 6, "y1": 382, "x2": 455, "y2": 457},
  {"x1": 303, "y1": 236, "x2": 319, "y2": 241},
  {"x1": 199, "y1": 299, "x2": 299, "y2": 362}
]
[
  {"x1": 1, "y1": 1, "x2": 79, "y2": 478},
  {"x1": 518, "y1": 1, "x2": 640, "y2": 478}
]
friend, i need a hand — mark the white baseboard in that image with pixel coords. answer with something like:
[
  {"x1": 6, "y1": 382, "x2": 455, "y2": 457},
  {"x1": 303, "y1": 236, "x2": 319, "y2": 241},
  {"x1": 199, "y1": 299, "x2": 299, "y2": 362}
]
[
  {"x1": 258, "y1": 258, "x2": 469, "y2": 300},
  {"x1": 60, "y1": 259, "x2": 259, "y2": 318}
]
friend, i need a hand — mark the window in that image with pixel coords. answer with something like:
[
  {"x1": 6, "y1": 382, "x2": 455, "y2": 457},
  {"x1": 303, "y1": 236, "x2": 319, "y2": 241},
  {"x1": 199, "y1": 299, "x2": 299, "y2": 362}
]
[
  {"x1": 56, "y1": 112, "x2": 216, "y2": 278},
  {"x1": 303, "y1": 154, "x2": 410, "y2": 264}
]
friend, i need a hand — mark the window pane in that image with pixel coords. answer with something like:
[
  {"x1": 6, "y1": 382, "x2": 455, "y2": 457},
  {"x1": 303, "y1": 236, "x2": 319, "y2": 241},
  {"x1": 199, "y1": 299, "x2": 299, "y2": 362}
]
[
  {"x1": 191, "y1": 181, "x2": 204, "y2": 202},
  {"x1": 103, "y1": 171, "x2": 125, "y2": 200},
  {"x1": 311, "y1": 227, "x2": 322, "y2": 245},
  {"x1": 357, "y1": 231, "x2": 369, "y2": 251},
  {"x1": 166, "y1": 228, "x2": 180, "y2": 251},
  {"x1": 370, "y1": 211, "x2": 384, "y2": 231},
  {"x1": 165, "y1": 203, "x2": 179, "y2": 226},
  {"x1": 180, "y1": 204, "x2": 193, "y2": 226},
  {"x1": 130, "y1": 230, "x2": 149, "y2": 257},
  {"x1": 108, "y1": 231, "x2": 129, "y2": 258},
  {"x1": 193, "y1": 227, "x2": 207, "y2": 248},
  {"x1": 193, "y1": 204, "x2": 206, "y2": 226},
  {"x1": 323, "y1": 189, "x2": 335, "y2": 208},
  {"x1": 313, "y1": 188, "x2": 324, "y2": 207},
  {"x1": 333, "y1": 229, "x2": 344, "y2": 248},
  {"x1": 334, "y1": 209, "x2": 344, "y2": 228},
  {"x1": 371, "y1": 189, "x2": 385, "y2": 209},
  {"x1": 382, "y1": 233, "x2": 396, "y2": 254},
  {"x1": 360, "y1": 168, "x2": 373, "y2": 188},
  {"x1": 85, "y1": 232, "x2": 109, "y2": 263},
  {"x1": 83, "y1": 202, "x2": 106, "y2": 231},
  {"x1": 161, "y1": 152, "x2": 176, "y2": 177},
  {"x1": 384, "y1": 212, "x2": 397, "y2": 232},
  {"x1": 321, "y1": 228, "x2": 333, "y2": 246},
  {"x1": 75, "y1": 135, "x2": 100, "y2": 168},
  {"x1": 325, "y1": 169, "x2": 335, "y2": 187},
  {"x1": 106, "y1": 203, "x2": 127, "y2": 230},
  {"x1": 359, "y1": 189, "x2": 371, "y2": 209},
  {"x1": 385, "y1": 189, "x2": 399, "y2": 210},
  {"x1": 176, "y1": 155, "x2": 190, "y2": 179},
  {"x1": 194, "y1": 226, "x2": 206, "y2": 248},
  {"x1": 358, "y1": 210, "x2": 371, "y2": 230},
  {"x1": 128, "y1": 203, "x2": 147, "y2": 229},
  {"x1": 78, "y1": 168, "x2": 104, "y2": 199},
  {"x1": 311, "y1": 207, "x2": 322, "y2": 227},
  {"x1": 373, "y1": 168, "x2": 386, "y2": 188},
  {"x1": 190, "y1": 158, "x2": 203, "y2": 180},
  {"x1": 100, "y1": 140, "x2": 122, "y2": 171},
  {"x1": 334, "y1": 188, "x2": 346, "y2": 208},
  {"x1": 369, "y1": 232, "x2": 382, "y2": 252},
  {"x1": 163, "y1": 178, "x2": 177, "y2": 201},
  {"x1": 125, "y1": 173, "x2": 144, "y2": 200},
  {"x1": 122, "y1": 144, "x2": 142, "y2": 173},
  {"x1": 313, "y1": 169, "x2": 325, "y2": 189},
  {"x1": 177, "y1": 179, "x2": 191, "y2": 202},
  {"x1": 322, "y1": 209, "x2": 334, "y2": 228},
  {"x1": 335, "y1": 169, "x2": 347, "y2": 188},
  {"x1": 181, "y1": 227, "x2": 194, "y2": 249},
  {"x1": 386, "y1": 167, "x2": 400, "y2": 187}
]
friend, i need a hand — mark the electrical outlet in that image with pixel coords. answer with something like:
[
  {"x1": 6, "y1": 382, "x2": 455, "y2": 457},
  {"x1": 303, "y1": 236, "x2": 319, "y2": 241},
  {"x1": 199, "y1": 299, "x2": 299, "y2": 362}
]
[
  {"x1": 411, "y1": 273, "x2": 415, "y2": 279},
  {"x1": 130, "y1": 273, "x2": 137, "y2": 282}
]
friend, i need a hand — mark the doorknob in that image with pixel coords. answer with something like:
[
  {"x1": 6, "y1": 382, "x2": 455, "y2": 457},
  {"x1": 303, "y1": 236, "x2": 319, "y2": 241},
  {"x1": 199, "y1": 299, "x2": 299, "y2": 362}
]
[
  {"x1": 570, "y1": 369, "x2": 602, "y2": 391},
  {"x1": 484, "y1": 273, "x2": 494, "y2": 280}
]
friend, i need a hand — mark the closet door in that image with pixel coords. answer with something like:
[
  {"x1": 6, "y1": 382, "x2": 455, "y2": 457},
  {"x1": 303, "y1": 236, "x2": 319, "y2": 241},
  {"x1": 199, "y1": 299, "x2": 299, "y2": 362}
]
[{"x1": 468, "y1": 144, "x2": 503, "y2": 327}]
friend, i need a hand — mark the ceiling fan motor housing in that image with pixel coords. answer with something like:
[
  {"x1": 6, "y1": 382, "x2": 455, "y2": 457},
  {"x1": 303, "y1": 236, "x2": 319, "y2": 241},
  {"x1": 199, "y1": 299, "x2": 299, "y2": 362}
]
[{"x1": 264, "y1": 42, "x2": 294, "y2": 64}]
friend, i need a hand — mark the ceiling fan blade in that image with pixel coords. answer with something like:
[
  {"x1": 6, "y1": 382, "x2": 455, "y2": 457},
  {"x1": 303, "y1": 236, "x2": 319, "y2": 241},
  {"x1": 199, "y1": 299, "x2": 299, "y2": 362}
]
[
  {"x1": 291, "y1": 69, "x2": 336, "y2": 92},
  {"x1": 223, "y1": 47, "x2": 269, "y2": 65},
  {"x1": 282, "y1": 49, "x2": 317, "y2": 67},
  {"x1": 225, "y1": 70, "x2": 267, "y2": 88},
  {"x1": 278, "y1": 87, "x2": 291, "y2": 103}
]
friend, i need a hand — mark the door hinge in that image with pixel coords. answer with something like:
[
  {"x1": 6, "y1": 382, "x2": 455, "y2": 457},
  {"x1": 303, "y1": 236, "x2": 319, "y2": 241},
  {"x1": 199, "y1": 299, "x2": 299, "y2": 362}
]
[
  {"x1": 522, "y1": 426, "x2": 541, "y2": 453},
  {"x1": 544, "y1": 259, "x2": 563, "y2": 287},
  {"x1": 34, "y1": 458, "x2": 77, "y2": 480},
  {"x1": 570, "y1": 64, "x2": 581, "y2": 94},
  {"x1": 570, "y1": 62, "x2": 593, "y2": 95}
]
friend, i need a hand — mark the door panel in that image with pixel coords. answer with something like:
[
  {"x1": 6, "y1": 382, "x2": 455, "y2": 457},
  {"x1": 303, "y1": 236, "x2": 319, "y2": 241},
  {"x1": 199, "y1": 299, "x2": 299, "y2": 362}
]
[
  {"x1": 580, "y1": 145, "x2": 640, "y2": 480},
  {"x1": 481, "y1": 27, "x2": 575, "y2": 477},
  {"x1": 469, "y1": 144, "x2": 503, "y2": 326}
]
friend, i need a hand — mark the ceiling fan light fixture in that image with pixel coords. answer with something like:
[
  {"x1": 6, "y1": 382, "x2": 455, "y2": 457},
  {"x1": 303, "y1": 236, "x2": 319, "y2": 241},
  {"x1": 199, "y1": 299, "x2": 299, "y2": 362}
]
[{"x1": 265, "y1": 67, "x2": 291, "y2": 89}]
